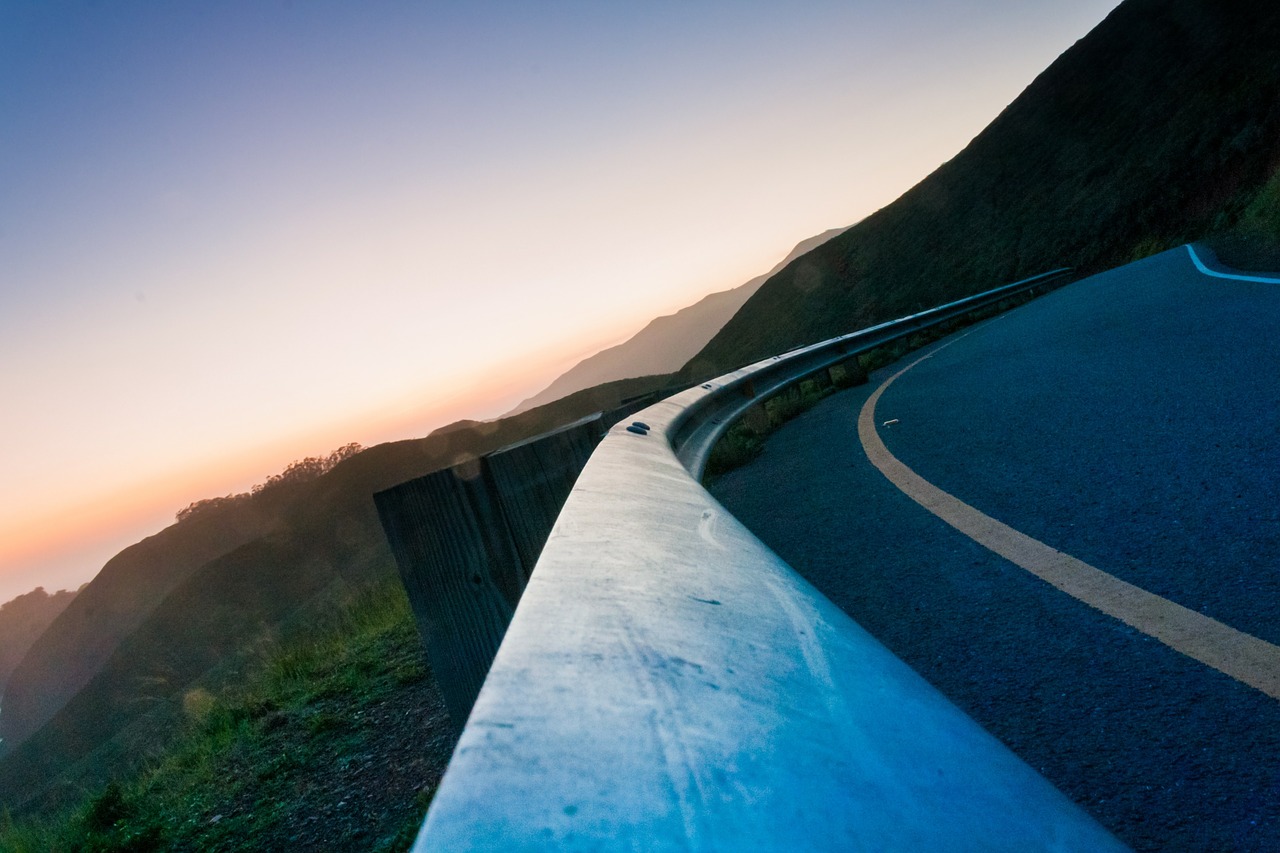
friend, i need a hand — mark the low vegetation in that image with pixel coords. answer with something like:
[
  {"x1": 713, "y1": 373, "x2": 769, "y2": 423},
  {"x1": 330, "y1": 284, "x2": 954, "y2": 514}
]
[
  {"x1": 0, "y1": 581, "x2": 450, "y2": 852},
  {"x1": 703, "y1": 291, "x2": 1044, "y2": 479},
  {"x1": 175, "y1": 443, "x2": 365, "y2": 523}
]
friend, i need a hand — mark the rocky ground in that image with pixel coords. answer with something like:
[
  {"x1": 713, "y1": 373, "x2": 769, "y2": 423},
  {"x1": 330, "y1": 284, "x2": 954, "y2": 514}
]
[{"x1": 216, "y1": 673, "x2": 453, "y2": 852}]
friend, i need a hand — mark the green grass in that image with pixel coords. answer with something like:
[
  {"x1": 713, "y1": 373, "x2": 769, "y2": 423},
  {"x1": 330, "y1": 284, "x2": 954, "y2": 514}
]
[
  {"x1": 0, "y1": 582, "x2": 441, "y2": 853},
  {"x1": 704, "y1": 378, "x2": 834, "y2": 481},
  {"x1": 704, "y1": 422, "x2": 766, "y2": 477},
  {"x1": 1206, "y1": 165, "x2": 1280, "y2": 270},
  {"x1": 702, "y1": 288, "x2": 1052, "y2": 481}
]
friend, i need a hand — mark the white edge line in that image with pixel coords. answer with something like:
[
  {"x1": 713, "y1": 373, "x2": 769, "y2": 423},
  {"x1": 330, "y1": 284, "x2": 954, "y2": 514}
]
[{"x1": 1186, "y1": 244, "x2": 1280, "y2": 283}]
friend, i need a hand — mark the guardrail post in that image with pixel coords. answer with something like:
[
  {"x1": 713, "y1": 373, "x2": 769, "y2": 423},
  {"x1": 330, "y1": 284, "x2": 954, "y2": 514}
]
[
  {"x1": 828, "y1": 356, "x2": 868, "y2": 388},
  {"x1": 742, "y1": 402, "x2": 770, "y2": 434},
  {"x1": 374, "y1": 414, "x2": 605, "y2": 731},
  {"x1": 484, "y1": 415, "x2": 602, "y2": 579}
]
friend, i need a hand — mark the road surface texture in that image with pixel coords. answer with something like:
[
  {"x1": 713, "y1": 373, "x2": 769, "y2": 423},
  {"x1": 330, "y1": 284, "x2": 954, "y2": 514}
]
[{"x1": 709, "y1": 247, "x2": 1280, "y2": 852}]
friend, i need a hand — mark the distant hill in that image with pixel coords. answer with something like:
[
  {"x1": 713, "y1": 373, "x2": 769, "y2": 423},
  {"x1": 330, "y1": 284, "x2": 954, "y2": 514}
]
[
  {"x1": 0, "y1": 372, "x2": 677, "y2": 811},
  {"x1": 507, "y1": 227, "x2": 849, "y2": 415},
  {"x1": 0, "y1": 587, "x2": 79, "y2": 698},
  {"x1": 0, "y1": 494, "x2": 283, "y2": 754},
  {"x1": 687, "y1": 0, "x2": 1280, "y2": 378}
]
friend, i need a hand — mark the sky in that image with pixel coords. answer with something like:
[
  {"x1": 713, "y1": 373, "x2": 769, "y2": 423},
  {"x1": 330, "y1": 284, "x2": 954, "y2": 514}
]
[{"x1": 0, "y1": 0, "x2": 1123, "y2": 605}]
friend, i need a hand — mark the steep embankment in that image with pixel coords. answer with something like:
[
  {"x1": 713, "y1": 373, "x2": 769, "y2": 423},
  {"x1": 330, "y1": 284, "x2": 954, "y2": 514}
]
[
  {"x1": 509, "y1": 227, "x2": 849, "y2": 414},
  {"x1": 687, "y1": 0, "x2": 1280, "y2": 378},
  {"x1": 0, "y1": 372, "x2": 673, "y2": 810}
]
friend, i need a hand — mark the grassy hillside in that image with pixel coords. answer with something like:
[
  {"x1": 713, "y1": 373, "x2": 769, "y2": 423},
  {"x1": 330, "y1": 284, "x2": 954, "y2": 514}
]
[
  {"x1": 0, "y1": 371, "x2": 677, "y2": 811},
  {"x1": 687, "y1": 0, "x2": 1280, "y2": 378},
  {"x1": 0, "y1": 581, "x2": 449, "y2": 852},
  {"x1": 0, "y1": 497, "x2": 285, "y2": 754}
]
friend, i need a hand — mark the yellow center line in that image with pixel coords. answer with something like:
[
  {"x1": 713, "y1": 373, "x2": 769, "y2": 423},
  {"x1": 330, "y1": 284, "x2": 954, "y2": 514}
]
[{"x1": 858, "y1": 342, "x2": 1280, "y2": 701}]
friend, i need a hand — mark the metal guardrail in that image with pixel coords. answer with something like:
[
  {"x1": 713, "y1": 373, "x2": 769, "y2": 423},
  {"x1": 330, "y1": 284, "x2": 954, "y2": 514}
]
[
  {"x1": 413, "y1": 269, "x2": 1128, "y2": 851},
  {"x1": 377, "y1": 393, "x2": 665, "y2": 734}
]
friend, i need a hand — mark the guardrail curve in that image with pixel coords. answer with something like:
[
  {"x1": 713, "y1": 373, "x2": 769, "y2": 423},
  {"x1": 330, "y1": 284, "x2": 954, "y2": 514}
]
[{"x1": 413, "y1": 269, "x2": 1128, "y2": 851}]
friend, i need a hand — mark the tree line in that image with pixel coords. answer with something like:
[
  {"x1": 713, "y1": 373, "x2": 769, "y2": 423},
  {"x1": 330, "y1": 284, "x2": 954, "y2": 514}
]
[{"x1": 175, "y1": 442, "x2": 364, "y2": 523}]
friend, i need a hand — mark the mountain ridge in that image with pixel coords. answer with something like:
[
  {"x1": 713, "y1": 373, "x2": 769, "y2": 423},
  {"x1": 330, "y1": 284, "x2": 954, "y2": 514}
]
[
  {"x1": 507, "y1": 227, "x2": 849, "y2": 415},
  {"x1": 0, "y1": 588, "x2": 79, "y2": 705},
  {"x1": 0, "y1": 372, "x2": 676, "y2": 809},
  {"x1": 0, "y1": 498, "x2": 283, "y2": 755},
  {"x1": 685, "y1": 0, "x2": 1280, "y2": 378}
]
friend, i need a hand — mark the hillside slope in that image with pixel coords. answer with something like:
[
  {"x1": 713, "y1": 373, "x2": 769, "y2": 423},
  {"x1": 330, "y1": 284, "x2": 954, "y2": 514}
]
[
  {"x1": 687, "y1": 0, "x2": 1280, "y2": 378},
  {"x1": 0, "y1": 499, "x2": 282, "y2": 754},
  {"x1": 0, "y1": 372, "x2": 676, "y2": 810},
  {"x1": 0, "y1": 588, "x2": 78, "y2": 698},
  {"x1": 509, "y1": 227, "x2": 848, "y2": 414},
  {"x1": 0, "y1": 582, "x2": 449, "y2": 852}
]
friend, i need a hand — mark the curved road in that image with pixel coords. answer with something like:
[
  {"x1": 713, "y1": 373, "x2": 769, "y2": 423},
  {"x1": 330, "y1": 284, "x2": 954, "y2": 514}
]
[{"x1": 709, "y1": 247, "x2": 1280, "y2": 852}]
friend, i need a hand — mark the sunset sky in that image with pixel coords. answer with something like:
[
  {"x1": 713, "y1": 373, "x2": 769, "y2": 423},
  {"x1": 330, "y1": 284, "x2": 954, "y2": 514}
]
[{"x1": 0, "y1": 0, "x2": 1121, "y2": 605}]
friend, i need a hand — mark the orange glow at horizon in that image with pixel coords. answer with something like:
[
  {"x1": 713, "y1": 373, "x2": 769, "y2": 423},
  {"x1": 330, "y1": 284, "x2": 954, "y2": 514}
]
[
  {"x1": 0, "y1": 314, "x2": 642, "y2": 599},
  {"x1": 0, "y1": 2, "x2": 1126, "y2": 606}
]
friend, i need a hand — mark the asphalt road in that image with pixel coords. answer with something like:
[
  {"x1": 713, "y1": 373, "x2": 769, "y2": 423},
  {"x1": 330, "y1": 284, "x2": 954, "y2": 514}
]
[{"x1": 709, "y1": 247, "x2": 1280, "y2": 852}]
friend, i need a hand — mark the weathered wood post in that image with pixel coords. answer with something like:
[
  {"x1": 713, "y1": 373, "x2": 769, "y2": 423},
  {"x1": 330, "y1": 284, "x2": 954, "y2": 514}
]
[
  {"x1": 484, "y1": 415, "x2": 603, "y2": 581},
  {"x1": 374, "y1": 461, "x2": 521, "y2": 731},
  {"x1": 374, "y1": 414, "x2": 605, "y2": 731}
]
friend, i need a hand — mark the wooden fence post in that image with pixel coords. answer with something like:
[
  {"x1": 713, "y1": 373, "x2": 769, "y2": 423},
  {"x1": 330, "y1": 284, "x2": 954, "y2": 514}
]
[
  {"x1": 374, "y1": 414, "x2": 606, "y2": 731},
  {"x1": 374, "y1": 462, "x2": 519, "y2": 731}
]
